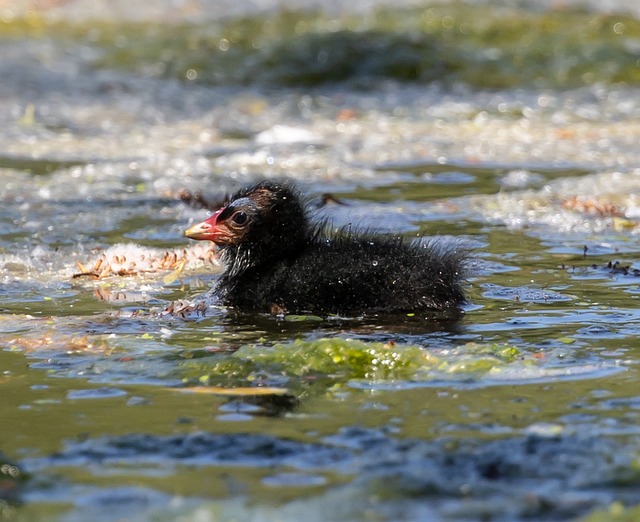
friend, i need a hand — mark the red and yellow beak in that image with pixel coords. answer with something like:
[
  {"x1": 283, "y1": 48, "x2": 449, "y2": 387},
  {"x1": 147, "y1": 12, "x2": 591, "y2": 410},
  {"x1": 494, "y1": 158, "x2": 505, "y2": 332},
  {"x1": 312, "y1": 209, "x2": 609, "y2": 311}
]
[{"x1": 184, "y1": 209, "x2": 232, "y2": 244}]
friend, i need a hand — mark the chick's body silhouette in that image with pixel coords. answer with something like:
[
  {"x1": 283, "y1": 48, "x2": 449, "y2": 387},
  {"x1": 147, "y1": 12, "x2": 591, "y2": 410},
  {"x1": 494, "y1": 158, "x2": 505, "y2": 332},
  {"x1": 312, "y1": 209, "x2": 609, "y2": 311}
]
[{"x1": 185, "y1": 180, "x2": 468, "y2": 316}]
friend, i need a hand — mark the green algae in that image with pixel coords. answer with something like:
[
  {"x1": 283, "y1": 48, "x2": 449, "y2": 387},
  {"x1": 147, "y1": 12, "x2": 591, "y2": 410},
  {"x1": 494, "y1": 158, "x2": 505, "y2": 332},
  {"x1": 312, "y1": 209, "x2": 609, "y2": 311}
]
[
  {"x1": 179, "y1": 338, "x2": 522, "y2": 394},
  {"x1": 4, "y1": 4, "x2": 640, "y2": 89},
  {"x1": 583, "y1": 503, "x2": 640, "y2": 522},
  {"x1": 239, "y1": 338, "x2": 439, "y2": 380}
]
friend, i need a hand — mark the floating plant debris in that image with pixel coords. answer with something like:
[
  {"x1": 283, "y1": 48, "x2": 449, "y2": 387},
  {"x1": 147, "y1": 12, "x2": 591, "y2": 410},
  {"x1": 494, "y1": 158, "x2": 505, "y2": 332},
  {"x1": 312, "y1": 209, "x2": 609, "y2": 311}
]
[
  {"x1": 176, "y1": 189, "x2": 229, "y2": 211},
  {"x1": 72, "y1": 244, "x2": 219, "y2": 279},
  {"x1": 561, "y1": 195, "x2": 626, "y2": 218},
  {"x1": 165, "y1": 299, "x2": 208, "y2": 318}
]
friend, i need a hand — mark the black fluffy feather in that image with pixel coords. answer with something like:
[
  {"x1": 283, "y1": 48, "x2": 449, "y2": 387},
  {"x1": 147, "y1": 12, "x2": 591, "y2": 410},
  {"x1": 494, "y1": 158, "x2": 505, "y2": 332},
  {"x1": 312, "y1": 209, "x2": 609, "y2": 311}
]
[{"x1": 199, "y1": 180, "x2": 468, "y2": 316}]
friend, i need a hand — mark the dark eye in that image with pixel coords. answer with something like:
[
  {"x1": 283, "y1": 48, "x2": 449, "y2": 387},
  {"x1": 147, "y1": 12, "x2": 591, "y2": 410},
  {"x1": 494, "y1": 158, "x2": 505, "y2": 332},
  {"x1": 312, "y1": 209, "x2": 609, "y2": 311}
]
[{"x1": 231, "y1": 211, "x2": 248, "y2": 226}]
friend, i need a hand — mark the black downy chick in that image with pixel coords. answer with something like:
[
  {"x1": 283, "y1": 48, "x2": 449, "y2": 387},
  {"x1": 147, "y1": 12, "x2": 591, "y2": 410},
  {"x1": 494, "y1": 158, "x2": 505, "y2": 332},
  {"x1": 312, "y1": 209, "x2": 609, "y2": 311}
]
[{"x1": 184, "y1": 180, "x2": 468, "y2": 317}]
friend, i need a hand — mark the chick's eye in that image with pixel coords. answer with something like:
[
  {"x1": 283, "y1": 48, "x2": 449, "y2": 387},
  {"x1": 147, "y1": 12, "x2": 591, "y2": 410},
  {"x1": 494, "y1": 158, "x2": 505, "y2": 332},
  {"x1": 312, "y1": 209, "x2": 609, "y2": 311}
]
[{"x1": 231, "y1": 211, "x2": 248, "y2": 226}]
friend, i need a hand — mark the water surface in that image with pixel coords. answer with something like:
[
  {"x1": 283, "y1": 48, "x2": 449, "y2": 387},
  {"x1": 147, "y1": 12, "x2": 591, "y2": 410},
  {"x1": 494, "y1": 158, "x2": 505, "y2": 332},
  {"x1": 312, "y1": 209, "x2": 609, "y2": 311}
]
[{"x1": 3, "y1": 1, "x2": 640, "y2": 521}]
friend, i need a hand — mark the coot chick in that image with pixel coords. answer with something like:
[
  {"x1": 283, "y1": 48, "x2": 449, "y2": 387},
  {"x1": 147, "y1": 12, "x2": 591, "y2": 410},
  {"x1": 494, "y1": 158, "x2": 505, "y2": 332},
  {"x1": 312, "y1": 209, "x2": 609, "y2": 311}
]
[{"x1": 184, "y1": 180, "x2": 468, "y2": 316}]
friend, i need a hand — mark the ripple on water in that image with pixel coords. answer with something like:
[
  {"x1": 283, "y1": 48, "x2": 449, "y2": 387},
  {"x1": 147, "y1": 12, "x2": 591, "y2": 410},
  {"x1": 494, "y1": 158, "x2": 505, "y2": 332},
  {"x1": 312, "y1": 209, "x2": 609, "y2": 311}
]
[
  {"x1": 481, "y1": 283, "x2": 573, "y2": 303},
  {"x1": 262, "y1": 472, "x2": 327, "y2": 488},
  {"x1": 67, "y1": 388, "x2": 128, "y2": 400},
  {"x1": 19, "y1": 427, "x2": 640, "y2": 521}
]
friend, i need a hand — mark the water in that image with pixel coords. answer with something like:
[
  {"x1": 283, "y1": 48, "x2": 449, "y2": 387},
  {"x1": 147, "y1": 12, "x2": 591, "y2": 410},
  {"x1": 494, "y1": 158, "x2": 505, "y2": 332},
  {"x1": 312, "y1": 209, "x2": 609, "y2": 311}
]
[{"x1": 3, "y1": 1, "x2": 640, "y2": 521}]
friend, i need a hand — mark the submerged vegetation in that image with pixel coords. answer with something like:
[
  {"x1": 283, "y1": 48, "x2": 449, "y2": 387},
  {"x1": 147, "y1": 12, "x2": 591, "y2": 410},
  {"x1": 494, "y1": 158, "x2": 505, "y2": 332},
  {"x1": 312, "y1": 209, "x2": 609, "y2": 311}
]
[
  {"x1": 176, "y1": 337, "x2": 529, "y2": 402},
  {"x1": 4, "y1": 4, "x2": 640, "y2": 88}
]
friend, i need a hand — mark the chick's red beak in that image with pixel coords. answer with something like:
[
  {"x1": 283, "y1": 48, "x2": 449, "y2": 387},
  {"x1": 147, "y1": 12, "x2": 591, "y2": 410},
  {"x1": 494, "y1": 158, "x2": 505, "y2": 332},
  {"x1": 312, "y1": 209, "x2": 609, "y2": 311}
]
[{"x1": 184, "y1": 209, "x2": 232, "y2": 243}]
